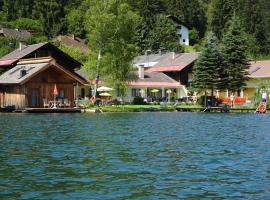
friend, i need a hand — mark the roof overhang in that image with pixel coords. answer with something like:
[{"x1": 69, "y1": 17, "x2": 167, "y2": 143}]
[
  {"x1": 127, "y1": 81, "x2": 181, "y2": 87},
  {"x1": 249, "y1": 75, "x2": 270, "y2": 78},
  {"x1": 0, "y1": 59, "x2": 18, "y2": 67},
  {"x1": 0, "y1": 58, "x2": 88, "y2": 85},
  {"x1": 146, "y1": 65, "x2": 186, "y2": 72}
]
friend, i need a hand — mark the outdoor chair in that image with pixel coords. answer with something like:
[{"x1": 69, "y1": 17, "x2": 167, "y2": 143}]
[
  {"x1": 43, "y1": 98, "x2": 49, "y2": 108},
  {"x1": 64, "y1": 99, "x2": 71, "y2": 107},
  {"x1": 58, "y1": 99, "x2": 65, "y2": 108}
]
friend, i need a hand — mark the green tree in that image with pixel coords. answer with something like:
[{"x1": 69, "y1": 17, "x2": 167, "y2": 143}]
[
  {"x1": 2, "y1": 0, "x2": 34, "y2": 20},
  {"x1": 222, "y1": 17, "x2": 250, "y2": 93},
  {"x1": 0, "y1": 36, "x2": 19, "y2": 58},
  {"x1": 166, "y1": 0, "x2": 207, "y2": 37},
  {"x1": 9, "y1": 18, "x2": 41, "y2": 32},
  {"x1": 58, "y1": 43, "x2": 88, "y2": 64},
  {"x1": 127, "y1": 0, "x2": 166, "y2": 53},
  {"x1": 147, "y1": 14, "x2": 182, "y2": 53},
  {"x1": 32, "y1": 0, "x2": 66, "y2": 38},
  {"x1": 66, "y1": 9, "x2": 85, "y2": 37},
  {"x1": 207, "y1": 0, "x2": 235, "y2": 39},
  {"x1": 192, "y1": 32, "x2": 224, "y2": 106},
  {"x1": 84, "y1": 0, "x2": 140, "y2": 96},
  {"x1": 189, "y1": 28, "x2": 200, "y2": 46}
]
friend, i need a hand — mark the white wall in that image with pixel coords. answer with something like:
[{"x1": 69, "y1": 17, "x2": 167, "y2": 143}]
[{"x1": 177, "y1": 25, "x2": 189, "y2": 46}]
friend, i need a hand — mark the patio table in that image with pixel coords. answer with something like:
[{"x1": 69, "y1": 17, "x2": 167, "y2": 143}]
[{"x1": 49, "y1": 101, "x2": 59, "y2": 108}]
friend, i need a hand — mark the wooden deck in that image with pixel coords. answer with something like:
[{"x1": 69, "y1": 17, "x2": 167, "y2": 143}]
[
  {"x1": 24, "y1": 108, "x2": 82, "y2": 113},
  {"x1": 176, "y1": 107, "x2": 257, "y2": 113}
]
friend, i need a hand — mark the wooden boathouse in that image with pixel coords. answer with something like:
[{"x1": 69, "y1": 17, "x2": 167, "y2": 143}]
[{"x1": 0, "y1": 42, "x2": 89, "y2": 110}]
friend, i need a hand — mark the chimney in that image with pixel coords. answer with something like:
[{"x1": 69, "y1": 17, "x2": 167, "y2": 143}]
[
  {"x1": 172, "y1": 52, "x2": 175, "y2": 60},
  {"x1": 138, "y1": 65, "x2": 144, "y2": 79},
  {"x1": 19, "y1": 42, "x2": 26, "y2": 51},
  {"x1": 159, "y1": 48, "x2": 165, "y2": 55},
  {"x1": 20, "y1": 69, "x2": 27, "y2": 77},
  {"x1": 145, "y1": 49, "x2": 151, "y2": 56}
]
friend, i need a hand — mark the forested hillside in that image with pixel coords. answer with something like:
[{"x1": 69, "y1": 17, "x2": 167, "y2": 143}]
[{"x1": 0, "y1": 0, "x2": 270, "y2": 58}]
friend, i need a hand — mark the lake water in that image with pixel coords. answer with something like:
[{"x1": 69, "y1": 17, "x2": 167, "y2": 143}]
[{"x1": 0, "y1": 112, "x2": 270, "y2": 199}]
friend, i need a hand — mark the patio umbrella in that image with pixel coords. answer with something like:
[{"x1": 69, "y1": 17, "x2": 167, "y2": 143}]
[
  {"x1": 53, "y1": 84, "x2": 58, "y2": 96},
  {"x1": 151, "y1": 89, "x2": 159, "y2": 93},
  {"x1": 53, "y1": 84, "x2": 58, "y2": 108},
  {"x1": 99, "y1": 92, "x2": 111, "y2": 97},
  {"x1": 97, "y1": 86, "x2": 114, "y2": 92}
]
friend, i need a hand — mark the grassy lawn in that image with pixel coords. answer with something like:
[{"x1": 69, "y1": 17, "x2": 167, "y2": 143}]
[{"x1": 100, "y1": 104, "x2": 204, "y2": 112}]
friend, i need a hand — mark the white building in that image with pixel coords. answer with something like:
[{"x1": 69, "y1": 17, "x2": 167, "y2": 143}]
[
  {"x1": 177, "y1": 24, "x2": 189, "y2": 46},
  {"x1": 167, "y1": 15, "x2": 189, "y2": 46}
]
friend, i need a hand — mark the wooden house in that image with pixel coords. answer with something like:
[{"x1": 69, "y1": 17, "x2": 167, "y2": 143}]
[
  {"x1": 0, "y1": 42, "x2": 89, "y2": 109},
  {"x1": 132, "y1": 52, "x2": 198, "y2": 101}
]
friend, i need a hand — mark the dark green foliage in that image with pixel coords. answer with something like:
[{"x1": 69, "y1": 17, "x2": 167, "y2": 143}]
[
  {"x1": 192, "y1": 32, "x2": 224, "y2": 91},
  {"x1": 189, "y1": 28, "x2": 200, "y2": 46},
  {"x1": 132, "y1": 96, "x2": 146, "y2": 105},
  {"x1": 166, "y1": 0, "x2": 207, "y2": 37},
  {"x1": 0, "y1": 0, "x2": 269, "y2": 60},
  {"x1": 222, "y1": 17, "x2": 250, "y2": 92},
  {"x1": 208, "y1": 0, "x2": 270, "y2": 56},
  {"x1": 0, "y1": 36, "x2": 19, "y2": 58},
  {"x1": 32, "y1": 0, "x2": 66, "y2": 38},
  {"x1": 198, "y1": 95, "x2": 220, "y2": 106},
  {"x1": 147, "y1": 14, "x2": 183, "y2": 53},
  {"x1": 9, "y1": 18, "x2": 41, "y2": 32},
  {"x1": 208, "y1": 0, "x2": 235, "y2": 39}
]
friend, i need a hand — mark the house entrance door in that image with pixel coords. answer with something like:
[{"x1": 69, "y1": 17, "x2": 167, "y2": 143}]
[{"x1": 29, "y1": 89, "x2": 40, "y2": 107}]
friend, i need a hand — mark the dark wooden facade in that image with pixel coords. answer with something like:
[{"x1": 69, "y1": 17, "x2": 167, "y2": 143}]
[
  {"x1": 164, "y1": 64, "x2": 193, "y2": 87},
  {"x1": 0, "y1": 65, "x2": 81, "y2": 109}
]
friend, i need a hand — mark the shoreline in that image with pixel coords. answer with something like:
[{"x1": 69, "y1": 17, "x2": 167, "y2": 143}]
[{"x1": 0, "y1": 106, "x2": 261, "y2": 114}]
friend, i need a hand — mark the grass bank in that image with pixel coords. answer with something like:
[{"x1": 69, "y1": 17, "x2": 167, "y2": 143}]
[{"x1": 100, "y1": 104, "x2": 203, "y2": 112}]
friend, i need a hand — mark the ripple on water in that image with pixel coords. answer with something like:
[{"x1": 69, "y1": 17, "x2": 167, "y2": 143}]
[{"x1": 0, "y1": 112, "x2": 270, "y2": 199}]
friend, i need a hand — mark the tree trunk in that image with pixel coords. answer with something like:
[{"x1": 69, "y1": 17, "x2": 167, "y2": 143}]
[
  {"x1": 211, "y1": 88, "x2": 214, "y2": 106},
  {"x1": 204, "y1": 90, "x2": 207, "y2": 107}
]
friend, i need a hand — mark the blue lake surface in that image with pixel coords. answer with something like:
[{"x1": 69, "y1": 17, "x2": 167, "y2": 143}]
[{"x1": 0, "y1": 112, "x2": 270, "y2": 199}]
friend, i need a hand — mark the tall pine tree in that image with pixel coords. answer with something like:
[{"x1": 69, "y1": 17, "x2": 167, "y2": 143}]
[
  {"x1": 222, "y1": 16, "x2": 250, "y2": 92},
  {"x1": 192, "y1": 32, "x2": 224, "y2": 106}
]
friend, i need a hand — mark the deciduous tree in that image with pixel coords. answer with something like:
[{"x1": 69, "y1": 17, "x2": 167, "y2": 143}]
[{"x1": 84, "y1": 0, "x2": 140, "y2": 96}]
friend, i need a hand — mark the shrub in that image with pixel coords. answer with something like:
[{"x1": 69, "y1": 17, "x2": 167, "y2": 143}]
[
  {"x1": 132, "y1": 96, "x2": 146, "y2": 105},
  {"x1": 198, "y1": 96, "x2": 220, "y2": 106}
]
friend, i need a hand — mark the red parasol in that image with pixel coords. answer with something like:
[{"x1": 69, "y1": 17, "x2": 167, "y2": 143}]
[{"x1": 53, "y1": 84, "x2": 58, "y2": 96}]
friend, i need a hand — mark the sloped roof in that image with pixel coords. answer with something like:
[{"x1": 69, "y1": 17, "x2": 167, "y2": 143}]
[
  {"x1": 0, "y1": 42, "x2": 82, "y2": 70},
  {"x1": 128, "y1": 72, "x2": 181, "y2": 87},
  {"x1": 0, "y1": 28, "x2": 31, "y2": 40},
  {"x1": 249, "y1": 60, "x2": 270, "y2": 78},
  {"x1": 167, "y1": 15, "x2": 190, "y2": 29},
  {"x1": 0, "y1": 42, "x2": 48, "y2": 60},
  {"x1": 57, "y1": 35, "x2": 90, "y2": 53},
  {"x1": 0, "y1": 58, "x2": 87, "y2": 85},
  {"x1": 134, "y1": 52, "x2": 172, "y2": 67},
  {"x1": 147, "y1": 52, "x2": 199, "y2": 72},
  {"x1": 0, "y1": 58, "x2": 51, "y2": 84},
  {"x1": 74, "y1": 69, "x2": 89, "y2": 81},
  {"x1": 0, "y1": 59, "x2": 18, "y2": 67}
]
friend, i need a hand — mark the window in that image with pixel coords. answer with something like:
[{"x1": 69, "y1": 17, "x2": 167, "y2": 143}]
[
  {"x1": 81, "y1": 88, "x2": 85, "y2": 98},
  {"x1": 183, "y1": 39, "x2": 186, "y2": 43},
  {"x1": 131, "y1": 89, "x2": 140, "y2": 97},
  {"x1": 188, "y1": 73, "x2": 192, "y2": 82},
  {"x1": 88, "y1": 88, "x2": 92, "y2": 97}
]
